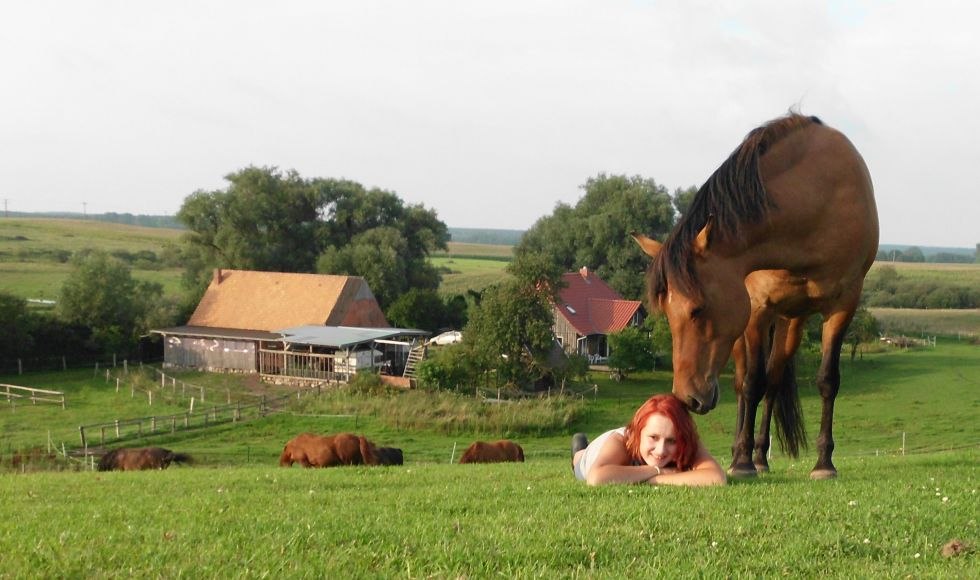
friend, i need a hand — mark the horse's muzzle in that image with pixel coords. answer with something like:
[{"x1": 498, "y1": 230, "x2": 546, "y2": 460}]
[{"x1": 686, "y1": 382, "x2": 719, "y2": 415}]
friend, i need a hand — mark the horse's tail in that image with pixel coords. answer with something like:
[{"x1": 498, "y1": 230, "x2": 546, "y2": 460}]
[
  {"x1": 773, "y1": 355, "x2": 807, "y2": 458},
  {"x1": 359, "y1": 436, "x2": 379, "y2": 466}
]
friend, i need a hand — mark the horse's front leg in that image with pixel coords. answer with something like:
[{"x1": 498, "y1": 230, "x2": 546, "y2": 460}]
[
  {"x1": 810, "y1": 310, "x2": 851, "y2": 480},
  {"x1": 729, "y1": 329, "x2": 765, "y2": 478}
]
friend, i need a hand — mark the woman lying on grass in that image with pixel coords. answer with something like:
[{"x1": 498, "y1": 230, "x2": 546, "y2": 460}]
[{"x1": 572, "y1": 393, "x2": 726, "y2": 486}]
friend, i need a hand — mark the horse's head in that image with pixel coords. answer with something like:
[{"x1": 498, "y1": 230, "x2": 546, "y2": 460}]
[{"x1": 633, "y1": 227, "x2": 750, "y2": 414}]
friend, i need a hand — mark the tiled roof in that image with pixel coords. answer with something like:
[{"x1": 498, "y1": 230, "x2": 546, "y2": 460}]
[
  {"x1": 556, "y1": 268, "x2": 642, "y2": 335},
  {"x1": 186, "y1": 269, "x2": 389, "y2": 331}
]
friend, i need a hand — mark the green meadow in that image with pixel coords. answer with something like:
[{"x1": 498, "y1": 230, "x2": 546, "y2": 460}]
[{"x1": 1, "y1": 339, "x2": 977, "y2": 577}]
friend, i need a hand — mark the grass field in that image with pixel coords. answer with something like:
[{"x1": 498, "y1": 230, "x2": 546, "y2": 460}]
[
  {"x1": 871, "y1": 307, "x2": 980, "y2": 337},
  {"x1": 869, "y1": 260, "x2": 980, "y2": 286},
  {"x1": 1, "y1": 339, "x2": 977, "y2": 576}
]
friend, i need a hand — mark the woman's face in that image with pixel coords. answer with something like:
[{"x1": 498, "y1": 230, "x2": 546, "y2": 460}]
[{"x1": 638, "y1": 413, "x2": 678, "y2": 468}]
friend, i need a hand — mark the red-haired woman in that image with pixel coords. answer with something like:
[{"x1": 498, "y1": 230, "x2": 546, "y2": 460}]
[{"x1": 572, "y1": 394, "x2": 726, "y2": 486}]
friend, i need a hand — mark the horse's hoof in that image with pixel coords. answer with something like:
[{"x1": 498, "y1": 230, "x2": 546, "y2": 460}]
[
  {"x1": 753, "y1": 463, "x2": 770, "y2": 473},
  {"x1": 727, "y1": 466, "x2": 758, "y2": 479},
  {"x1": 809, "y1": 469, "x2": 838, "y2": 480}
]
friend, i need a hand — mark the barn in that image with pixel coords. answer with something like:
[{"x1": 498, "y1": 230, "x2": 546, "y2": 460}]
[
  {"x1": 152, "y1": 269, "x2": 428, "y2": 384},
  {"x1": 552, "y1": 267, "x2": 645, "y2": 363}
]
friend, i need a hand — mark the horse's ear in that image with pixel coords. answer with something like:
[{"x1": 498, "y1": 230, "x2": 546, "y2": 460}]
[
  {"x1": 630, "y1": 232, "x2": 662, "y2": 258},
  {"x1": 694, "y1": 216, "x2": 715, "y2": 255}
]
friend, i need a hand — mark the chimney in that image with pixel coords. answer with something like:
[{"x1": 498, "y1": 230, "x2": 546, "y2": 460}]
[
  {"x1": 579, "y1": 266, "x2": 589, "y2": 279},
  {"x1": 214, "y1": 268, "x2": 224, "y2": 284}
]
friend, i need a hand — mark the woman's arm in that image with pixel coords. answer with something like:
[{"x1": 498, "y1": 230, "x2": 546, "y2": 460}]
[
  {"x1": 584, "y1": 433, "x2": 662, "y2": 485},
  {"x1": 647, "y1": 442, "x2": 727, "y2": 486}
]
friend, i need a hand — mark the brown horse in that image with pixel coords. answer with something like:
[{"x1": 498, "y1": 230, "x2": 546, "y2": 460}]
[
  {"x1": 98, "y1": 447, "x2": 192, "y2": 471},
  {"x1": 634, "y1": 113, "x2": 878, "y2": 479},
  {"x1": 279, "y1": 432, "x2": 380, "y2": 468},
  {"x1": 458, "y1": 440, "x2": 525, "y2": 464}
]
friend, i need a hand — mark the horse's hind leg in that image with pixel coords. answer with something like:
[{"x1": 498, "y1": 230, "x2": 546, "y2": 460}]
[{"x1": 810, "y1": 309, "x2": 852, "y2": 480}]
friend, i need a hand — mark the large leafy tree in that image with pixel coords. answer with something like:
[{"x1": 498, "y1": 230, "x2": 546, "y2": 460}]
[
  {"x1": 58, "y1": 252, "x2": 164, "y2": 355},
  {"x1": 0, "y1": 292, "x2": 34, "y2": 360},
  {"x1": 512, "y1": 173, "x2": 675, "y2": 300},
  {"x1": 177, "y1": 166, "x2": 448, "y2": 308},
  {"x1": 463, "y1": 280, "x2": 556, "y2": 387}
]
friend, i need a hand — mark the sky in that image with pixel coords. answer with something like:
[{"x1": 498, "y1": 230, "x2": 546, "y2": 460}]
[{"x1": 1, "y1": 1, "x2": 977, "y2": 248}]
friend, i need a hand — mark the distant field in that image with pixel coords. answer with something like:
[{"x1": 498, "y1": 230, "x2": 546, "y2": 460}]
[
  {"x1": 869, "y1": 260, "x2": 980, "y2": 285},
  {"x1": 433, "y1": 241, "x2": 514, "y2": 259},
  {"x1": 0, "y1": 217, "x2": 182, "y2": 259},
  {"x1": 871, "y1": 307, "x2": 980, "y2": 337},
  {"x1": 0, "y1": 262, "x2": 185, "y2": 302}
]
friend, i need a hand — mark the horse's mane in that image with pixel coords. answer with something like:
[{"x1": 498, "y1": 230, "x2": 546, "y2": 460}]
[{"x1": 651, "y1": 113, "x2": 822, "y2": 300}]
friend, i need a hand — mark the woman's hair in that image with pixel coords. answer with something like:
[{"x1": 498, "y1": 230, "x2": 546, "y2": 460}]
[{"x1": 624, "y1": 394, "x2": 701, "y2": 471}]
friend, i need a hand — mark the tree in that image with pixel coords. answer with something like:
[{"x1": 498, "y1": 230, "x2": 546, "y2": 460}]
[
  {"x1": 58, "y1": 252, "x2": 164, "y2": 355},
  {"x1": 177, "y1": 166, "x2": 448, "y2": 306},
  {"x1": 463, "y1": 280, "x2": 556, "y2": 387},
  {"x1": 845, "y1": 307, "x2": 880, "y2": 361},
  {"x1": 606, "y1": 326, "x2": 655, "y2": 380},
  {"x1": 646, "y1": 314, "x2": 673, "y2": 368},
  {"x1": 671, "y1": 185, "x2": 699, "y2": 220},
  {"x1": 512, "y1": 173, "x2": 675, "y2": 300},
  {"x1": 0, "y1": 292, "x2": 34, "y2": 359},
  {"x1": 386, "y1": 288, "x2": 467, "y2": 333}
]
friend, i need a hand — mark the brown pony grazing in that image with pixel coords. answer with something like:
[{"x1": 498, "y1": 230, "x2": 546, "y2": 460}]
[
  {"x1": 633, "y1": 113, "x2": 878, "y2": 480},
  {"x1": 458, "y1": 440, "x2": 525, "y2": 464},
  {"x1": 98, "y1": 447, "x2": 192, "y2": 471},
  {"x1": 279, "y1": 432, "x2": 380, "y2": 468},
  {"x1": 375, "y1": 447, "x2": 404, "y2": 466}
]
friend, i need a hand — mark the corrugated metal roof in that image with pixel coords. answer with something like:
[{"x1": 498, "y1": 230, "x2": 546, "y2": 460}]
[{"x1": 276, "y1": 325, "x2": 429, "y2": 349}]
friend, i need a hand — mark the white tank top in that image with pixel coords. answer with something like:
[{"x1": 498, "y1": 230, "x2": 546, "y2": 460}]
[{"x1": 573, "y1": 427, "x2": 626, "y2": 481}]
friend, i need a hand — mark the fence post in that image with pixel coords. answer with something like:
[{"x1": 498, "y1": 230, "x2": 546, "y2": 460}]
[
  {"x1": 62, "y1": 356, "x2": 66, "y2": 371},
  {"x1": 79, "y1": 426, "x2": 86, "y2": 448},
  {"x1": 94, "y1": 361, "x2": 99, "y2": 377},
  {"x1": 18, "y1": 359, "x2": 22, "y2": 375},
  {"x1": 116, "y1": 378, "x2": 120, "y2": 393},
  {"x1": 124, "y1": 360, "x2": 128, "y2": 374},
  {"x1": 100, "y1": 426, "x2": 105, "y2": 446},
  {"x1": 113, "y1": 353, "x2": 117, "y2": 368},
  {"x1": 115, "y1": 419, "x2": 120, "y2": 438},
  {"x1": 151, "y1": 416, "x2": 156, "y2": 432}
]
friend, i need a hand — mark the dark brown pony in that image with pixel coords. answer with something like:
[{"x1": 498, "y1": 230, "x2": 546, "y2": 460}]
[
  {"x1": 375, "y1": 446, "x2": 404, "y2": 466},
  {"x1": 634, "y1": 113, "x2": 878, "y2": 479},
  {"x1": 458, "y1": 440, "x2": 525, "y2": 464},
  {"x1": 98, "y1": 447, "x2": 192, "y2": 471},
  {"x1": 279, "y1": 432, "x2": 380, "y2": 467}
]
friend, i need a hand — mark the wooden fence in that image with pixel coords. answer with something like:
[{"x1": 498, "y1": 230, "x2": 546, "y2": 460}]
[
  {"x1": 77, "y1": 392, "x2": 294, "y2": 449},
  {"x1": 1, "y1": 383, "x2": 66, "y2": 409}
]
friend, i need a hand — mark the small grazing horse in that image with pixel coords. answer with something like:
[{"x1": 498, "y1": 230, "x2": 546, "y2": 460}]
[
  {"x1": 98, "y1": 447, "x2": 192, "y2": 471},
  {"x1": 279, "y1": 432, "x2": 380, "y2": 468},
  {"x1": 458, "y1": 440, "x2": 525, "y2": 464},
  {"x1": 634, "y1": 113, "x2": 878, "y2": 479},
  {"x1": 375, "y1": 446, "x2": 404, "y2": 466}
]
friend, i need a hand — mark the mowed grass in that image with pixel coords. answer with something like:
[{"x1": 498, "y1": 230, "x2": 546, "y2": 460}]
[
  {"x1": 0, "y1": 452, "x2": 975, "y2": 577},
  {"x1": 1, "y1": 341, "x2": 978, "y2": 576},
  {"x1": 0, "y1": 261, "x2": 186, "y2": 301}
]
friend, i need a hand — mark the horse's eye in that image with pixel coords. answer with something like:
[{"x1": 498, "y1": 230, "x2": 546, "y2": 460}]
[{"x1": 690, "y1": 306, "x2": 704, "y2": 320}]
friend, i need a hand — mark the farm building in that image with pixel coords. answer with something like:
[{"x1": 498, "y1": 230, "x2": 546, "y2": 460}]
[
  {"x1": 152, "y1": 269, "x2": 428, "y2": 385},
  {"x1": 553, "y1": 267, "x2": 645, "y2": 363}
]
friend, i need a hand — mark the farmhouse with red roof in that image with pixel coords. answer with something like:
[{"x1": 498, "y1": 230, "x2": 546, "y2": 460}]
[{"x1": 553, "y1": 267, "x2": 645, "y2": 363}]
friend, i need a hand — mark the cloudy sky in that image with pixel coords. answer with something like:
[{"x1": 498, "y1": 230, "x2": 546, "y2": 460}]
[{"x1": 2, "y1": 1, "x2": 977, "y2": 247}]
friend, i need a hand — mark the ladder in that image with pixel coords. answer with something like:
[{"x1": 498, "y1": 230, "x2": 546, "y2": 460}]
[{"x1": 402, "y1": 344, "x2": 427, "y2": 378}]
